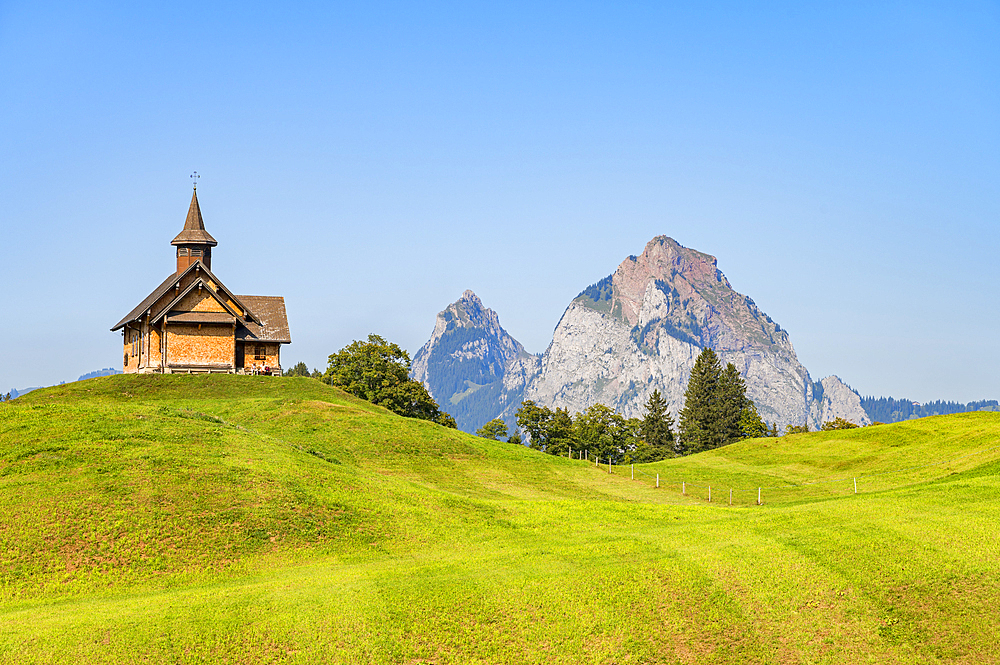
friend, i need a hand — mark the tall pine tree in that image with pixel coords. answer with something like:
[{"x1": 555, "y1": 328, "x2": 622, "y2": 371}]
[
  {"x1": 718, "y1": 362, "x2": 749, "y2": 443},
  {"x1": 678, "y1": 347, "x2": 723, "y2": 454}
]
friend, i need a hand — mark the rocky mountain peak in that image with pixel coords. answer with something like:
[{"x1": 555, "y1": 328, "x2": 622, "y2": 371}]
[
  {"x1": 612, "y1": 237, "x2": 730, "y2": 327},
  {"x1": 575, "y1": 235, "x2": 787, "y2": 354},
  {"x1": 526, "y1": 236, "x2": 869, "y2": 429}
]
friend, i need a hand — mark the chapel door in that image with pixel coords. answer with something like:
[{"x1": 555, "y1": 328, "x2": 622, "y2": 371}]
[{"x1": 235, "y1": 343, "x2": 245, "y2": 370}]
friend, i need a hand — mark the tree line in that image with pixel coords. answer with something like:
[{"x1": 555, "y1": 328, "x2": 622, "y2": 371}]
[{"x1": 494, "y1": 389, "x2": 678, "y2": 463}]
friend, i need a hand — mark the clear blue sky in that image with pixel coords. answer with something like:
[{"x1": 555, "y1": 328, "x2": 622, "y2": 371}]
[{"x1": 1, "y1": 1, "x2": 997, "y2": 402}]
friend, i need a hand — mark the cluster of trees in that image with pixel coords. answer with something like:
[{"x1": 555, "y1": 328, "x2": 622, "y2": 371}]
[
  {"x1": 321, "y1": 334, "x2": 457, "y2": 428},
  {"x1": 676, "y1": 348, "x2": 767, "y2": 453},
  {"x1": 860, "y1": 396, "x2": 999, "y2": 424},
  {"x1": 283, "y1": 362, "x2": 322, "y2": 378},
  {"x1": 507, "y1": 390, "x2": 677, "y2": 463}
]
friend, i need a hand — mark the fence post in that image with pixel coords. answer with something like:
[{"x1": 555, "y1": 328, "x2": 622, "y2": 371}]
[
  {"x1": 682, "y1": 481, "x2": 686, "y2": 495},
  {"x1": 656, "y1": 473, "x2": 659, "y2": 488},
  {"x1": 854, "y1": 477, "x2": 857, "y2": 494},
  {"x1": 631, "y1": 464, "x2": 634, "y2": 480},
  {"x1": 569, "y1": 447, "x2": 571, "y2": 459},
  {"x1": 757, "y1": 487, "x2": 761, "y2": 505},
  {"x1": 609, "y1": 458, "x2": 612, "y2": 474},
  {"x1": 729, "y1": 488, "x2": 732, "y2": 505}
]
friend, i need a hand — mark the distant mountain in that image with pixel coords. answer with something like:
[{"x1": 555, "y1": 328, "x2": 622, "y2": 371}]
[
  {"x1": 414, "y1": 237, "x2": 871, "y2": 434},
  {"x1": 861, "y1": 397, "x2": 999, "y2": 424},
  {"x1": 411, "y1": 290, "x2": 539, "y2": 433},
  {"x1": 4, "y1": 368, "x2": 123, "y2": 400},
  {"x1": 5, "y1": 387, "x2": 42, "y2": 399}
]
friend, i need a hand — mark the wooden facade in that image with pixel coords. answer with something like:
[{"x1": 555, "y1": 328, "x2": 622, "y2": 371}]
[{"x1": 112, "y1": 189, "x2": 291, "y2": 375}]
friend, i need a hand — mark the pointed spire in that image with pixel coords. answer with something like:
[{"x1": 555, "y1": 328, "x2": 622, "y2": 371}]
[
  {"x1": 171, "y1": 188, "x2": 218, "y2": 246},
  {"x1": 184, "y1": 188, "x2": 205, "y2": 231}
]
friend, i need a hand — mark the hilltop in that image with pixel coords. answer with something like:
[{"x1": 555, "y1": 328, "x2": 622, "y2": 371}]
[{"x1": 2, "y1": 375, "x2": 999, "y2": 663}]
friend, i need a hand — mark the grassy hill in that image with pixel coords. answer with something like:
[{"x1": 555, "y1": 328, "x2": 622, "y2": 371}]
[{"x1": 1, "y1": 375, "x2": 999, "y2": 664}]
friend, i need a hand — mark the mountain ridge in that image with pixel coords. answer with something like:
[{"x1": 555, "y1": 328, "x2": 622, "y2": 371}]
[{"x1": 414, "y1": 236, "x2": 870, "y2": 433}]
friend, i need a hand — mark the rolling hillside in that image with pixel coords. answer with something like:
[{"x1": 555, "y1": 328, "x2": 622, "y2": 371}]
[{"x1": 1, "y1": 375, "x2": 999, "y2": 664}]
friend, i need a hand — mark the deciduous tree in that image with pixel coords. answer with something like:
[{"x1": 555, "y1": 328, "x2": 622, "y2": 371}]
[
  {"x1": 515, "y1": 400, "x2": 553, "y2": 450},
  {"x1": 323, "y1": 334, "x2": 456, "y2": 427},
  {"x1": 476, "y1": 418, "x2": 509, "y2": 440}
]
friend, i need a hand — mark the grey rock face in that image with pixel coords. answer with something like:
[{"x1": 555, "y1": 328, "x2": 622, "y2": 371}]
[
  {"x1": 411, "y1": 290, "x2": 539, "y2": 432},
  {"x1": 524, "y1": 236, "x2": 869, "y2": 430}
]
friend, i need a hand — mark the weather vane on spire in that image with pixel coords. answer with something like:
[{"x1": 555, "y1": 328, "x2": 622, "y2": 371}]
[{"x1": 190, "y1": 171, "x2": 200, "y2": 190}]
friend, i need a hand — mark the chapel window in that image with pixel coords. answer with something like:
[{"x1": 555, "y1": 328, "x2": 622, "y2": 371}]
[{"x1": 255, "y1": 344, "x2": 266, "y2": 360}]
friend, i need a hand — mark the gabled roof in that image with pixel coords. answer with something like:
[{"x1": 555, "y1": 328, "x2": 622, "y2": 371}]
[
  {"x1": 111, "y1": 272, "x2": 179, "y2": 331},
  {"x1": 150, "y1": 278, "x2": 243, "y2": 326},
  {"x1": 171, "y1": 189, "x2": 217, "y2": 246},
  {"x1": 111, "y1": 260, "x2": 257, "y2": 331},
  {"x1": 236, "y1": 296, "x2": 291, "y2": 344}
]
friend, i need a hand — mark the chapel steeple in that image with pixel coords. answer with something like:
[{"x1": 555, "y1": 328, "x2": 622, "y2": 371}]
[{"x1": 171, "y1": 182, "x2": 218, "y2": 273}]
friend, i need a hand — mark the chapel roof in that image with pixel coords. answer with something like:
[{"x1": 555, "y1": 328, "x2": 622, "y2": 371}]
[
  {"x1": 111, "y1": 261, "x2": 253, "y2": 331},
  {"x1": 235, "y1": 296, "x2": 292, "y2": 344},
  {"x1": 111, "y1": 262, "x2": 290, "y2": 344},
  {"x1": 171, "y1": 189, "x2": 218, "y2": 246}
]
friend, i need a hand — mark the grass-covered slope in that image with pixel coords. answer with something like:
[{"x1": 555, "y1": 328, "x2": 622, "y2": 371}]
[{"x1": 1, "y1": 375, "x2": 999, "y2": 664}]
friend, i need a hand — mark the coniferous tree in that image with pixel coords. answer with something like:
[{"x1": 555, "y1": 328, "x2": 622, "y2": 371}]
[
  {"x1": 679, "y1": 349, "x2": 756, "y2": 452},
  {"x1": 678, "y1": 347, "x2": 723, "y2": 453},
  {"x1": 739, "y1": 402, "x2": 767, "y2": 439},
  {"x1": 640, "y1": 389, "x2": 676, "y2": 459},
  {"x1": 718, "y1": 363, "x2": 749, "y2": 443},
  {"x1": 283, "y1": 361, "x2": 312, "y2": 377}
]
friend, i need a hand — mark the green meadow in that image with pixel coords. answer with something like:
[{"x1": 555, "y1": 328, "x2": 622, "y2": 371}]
[{"x1": 1, "y1": 375, "x2": 998, "y2": 664}]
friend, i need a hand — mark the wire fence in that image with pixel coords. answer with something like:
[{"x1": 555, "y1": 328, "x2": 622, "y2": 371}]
[{"x1": 565, "y1": 442, "x2": 1000, "y2": 505}]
